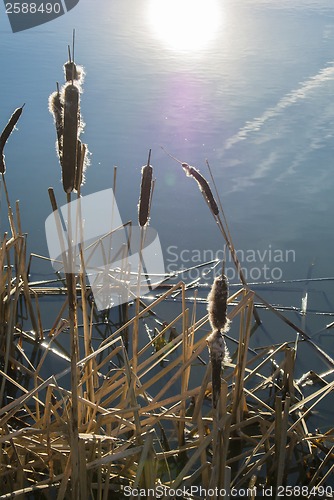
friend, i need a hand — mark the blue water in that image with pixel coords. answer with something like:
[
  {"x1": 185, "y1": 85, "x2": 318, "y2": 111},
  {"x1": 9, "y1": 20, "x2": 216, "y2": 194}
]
[{"x1": 0, "y1": 1, "x2": 334, "y2": 339}]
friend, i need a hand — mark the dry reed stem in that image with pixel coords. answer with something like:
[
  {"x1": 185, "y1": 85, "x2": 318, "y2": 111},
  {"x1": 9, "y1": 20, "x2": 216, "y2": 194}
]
[
  {"x1": 274, "y1": 395, "x2": 290, "y2": 496},
  {"x1": 64, "y1": 190, "x2": 80, "y2": 497},
  {"x1": 76, "y1": 191, "x2": 95, "y2": 414},
  {"x1": 308, "y1": 444, "x2": 334, "y2": 489},
  {"x1": 178, "y1": 283, "x2": 189, "y2": 446},
  {"x1": 231, "y1": 292, "x2": 254, "y2": 422},
  {"x1": 254, "y1": 290, "x2": 334, "y2": 368},
  {"x1": 132, "y1": 152, "x2": 154, "y2": 382},
  {"x1": 1, "y1": 180, "x2": 40, "y2": 338}
]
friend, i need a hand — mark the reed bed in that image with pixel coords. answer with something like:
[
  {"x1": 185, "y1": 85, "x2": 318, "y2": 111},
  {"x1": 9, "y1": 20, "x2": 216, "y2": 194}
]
[
  {"x1": 0, "y1": 195, "x2": 333, "y2": 498},
  {"x1": 0, "y1": 47, "x2": 334, "y2": 499}
]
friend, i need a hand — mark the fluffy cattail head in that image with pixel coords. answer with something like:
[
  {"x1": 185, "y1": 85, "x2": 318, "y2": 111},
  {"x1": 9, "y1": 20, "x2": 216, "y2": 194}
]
[
  {"x1": 48, "y1": 89, "x2": 64, "y2": 160},
  {"x1": 64, "y1": 61, "x2": 84, "y2": 84},
  {"x1": 207, "y1": 274, "x2": 230, "y2": 333},
  {"x1": 182, "y1": 163, "x2": 219, "y2": 216},
  {"x1": 74, "y1": 140, "x2": 89, "y2": 191},
  {"x1": 206, "y1": 330, "x2": 230, "y2": 363},
  {"x1": 49, "y1": 35, "x2": 89, "y2": 193},
  {"x1": 206, "y1": 330, "x2": 231, "y2": 408}
]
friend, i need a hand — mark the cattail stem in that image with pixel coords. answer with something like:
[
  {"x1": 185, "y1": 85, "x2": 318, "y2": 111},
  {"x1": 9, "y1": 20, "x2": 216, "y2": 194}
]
[{"x1": 65, "y1": 192, "x2": 80, "y2": 499}]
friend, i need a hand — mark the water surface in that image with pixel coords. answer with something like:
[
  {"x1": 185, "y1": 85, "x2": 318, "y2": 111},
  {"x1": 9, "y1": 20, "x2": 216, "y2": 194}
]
[{"x1": 0, "y1": 0, "x2": 333, "y2": 365}]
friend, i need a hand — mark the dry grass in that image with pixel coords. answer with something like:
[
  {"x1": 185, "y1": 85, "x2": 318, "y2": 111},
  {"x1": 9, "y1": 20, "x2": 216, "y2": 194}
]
[{"x1": 0, "y1": 192, "x2": 333, "y2": 497}]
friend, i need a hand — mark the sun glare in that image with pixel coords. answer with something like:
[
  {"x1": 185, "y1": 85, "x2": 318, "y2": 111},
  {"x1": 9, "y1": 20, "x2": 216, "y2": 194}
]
[{"x1": 148, "y1": 0, "x2": 222, "y2": 52}]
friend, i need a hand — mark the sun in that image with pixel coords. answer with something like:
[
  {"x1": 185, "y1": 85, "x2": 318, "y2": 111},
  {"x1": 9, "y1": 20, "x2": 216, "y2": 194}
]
[{"x1": 147, "y1": 0, "x2": 222, "y2": 52}]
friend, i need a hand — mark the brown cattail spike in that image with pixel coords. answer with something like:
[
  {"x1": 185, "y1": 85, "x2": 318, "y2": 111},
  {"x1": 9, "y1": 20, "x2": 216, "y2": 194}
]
[
  {"x1": 181, "y1": 163, "x2": 219, "y2": 216},
  {"x1": 138, "y1": 150, "x2": 153, "y2": 227},
  {"x1": 0, "y1": 155, "x2": 5, "y2": 174},
  {"x1": 0, "y1": 104, "x2": 25, "y2": 174},
  {"x1": 207, "y1": 274, "x2": 231, "y2": 409},
  {"x1": 62, "y1": 84, "x2": 80, "y2": 193},
  {"x1": 207, "y1": 274, "x2": 230, "y2": 332}
]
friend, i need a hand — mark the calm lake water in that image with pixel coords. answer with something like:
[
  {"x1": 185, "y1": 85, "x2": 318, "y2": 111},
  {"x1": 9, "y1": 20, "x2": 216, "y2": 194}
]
[{"x1": 1, "y1": 1, "x2": 334, "y2": 393}]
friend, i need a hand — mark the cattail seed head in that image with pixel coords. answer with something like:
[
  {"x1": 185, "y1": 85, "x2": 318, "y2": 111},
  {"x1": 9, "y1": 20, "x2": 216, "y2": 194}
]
[
  {"x1": 0, "y1": 105, "x2": 24, "y2": 173},
  {"x1": 207, "y1": 274, "x2": 230, "y2": 333},
  {"x1": 74, "y1": 140, "x2": 89, "y2": 191},
  {"x1": 48, "y1": 90, "x2": 64, "y2": 161},
  {"x1": 64, "y1": 61, "x2": 84, "y2": 84},
  {"x1": 206, "y1": 330, "x2": 230, "y2": 408},
  {"x1": 0, "y1": 106, "x2": 24, "y2": 150},
  {"x1": 62, "y1": 83, "x2": 80, "y2": 193},
  {"x1": 49, "y1": 48, "x2": 88, "y2": 193},
  {"x1": 206, "y1": 330, "x2": 230, "y2": 364},
  {"x1": 0, "y1": 154, "x2": 5, "y2": 174},
  {"x1": 138, "y1": 163, "x2": 153, "y2": 226},
  {"x1": 181, "y1": 163, "x2": 219, "y2": 216},
  {"x1": 207, "y1": 275, "x2": 231, "y2": 408}
]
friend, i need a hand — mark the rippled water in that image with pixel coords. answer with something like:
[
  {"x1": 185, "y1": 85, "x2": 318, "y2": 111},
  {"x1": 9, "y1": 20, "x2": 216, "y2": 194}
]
[{"x1": 0, "y1": 0, "x2": 334, "y2": 355}]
